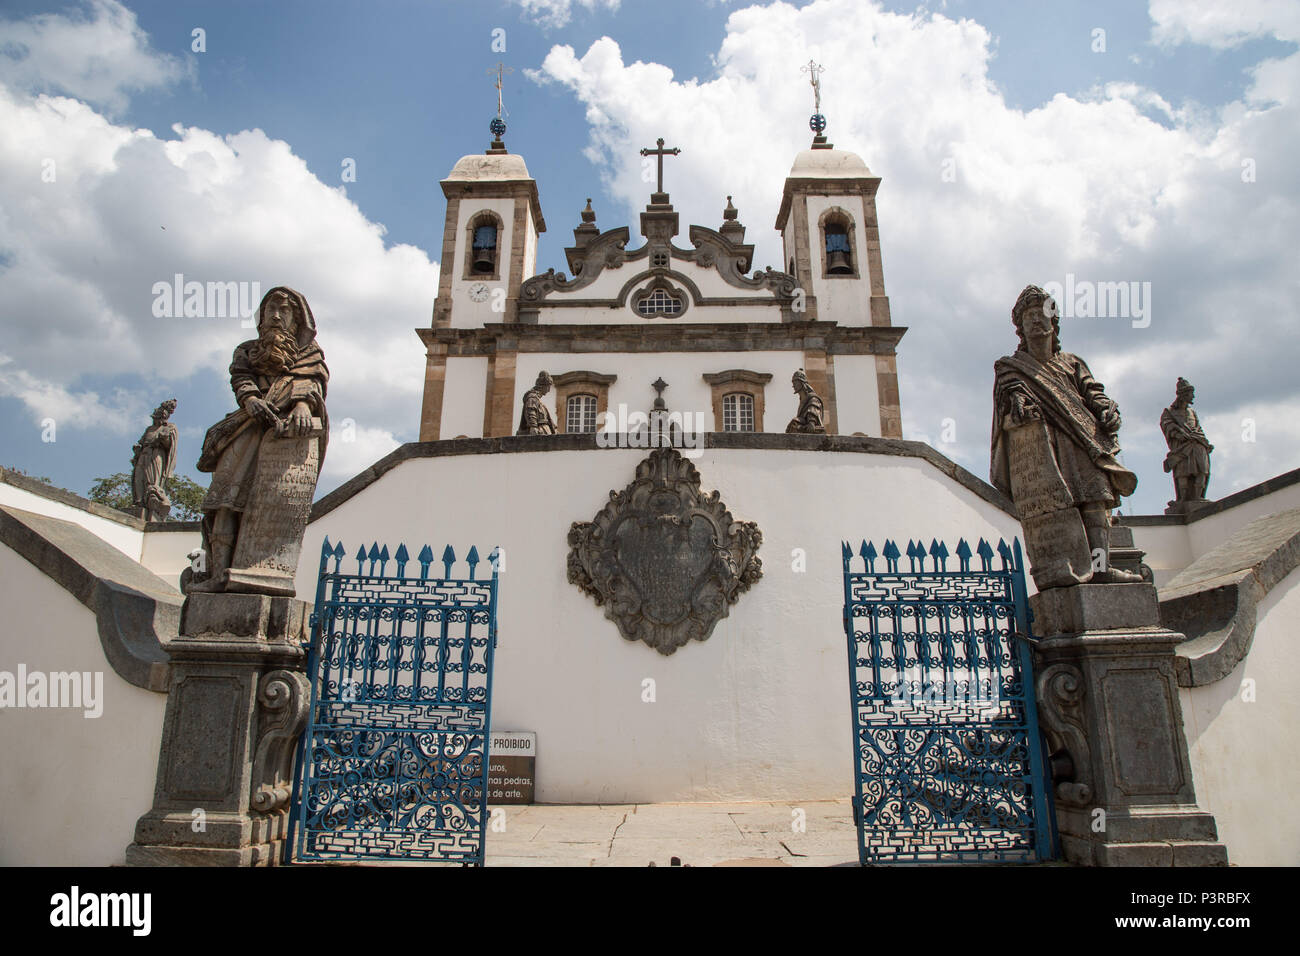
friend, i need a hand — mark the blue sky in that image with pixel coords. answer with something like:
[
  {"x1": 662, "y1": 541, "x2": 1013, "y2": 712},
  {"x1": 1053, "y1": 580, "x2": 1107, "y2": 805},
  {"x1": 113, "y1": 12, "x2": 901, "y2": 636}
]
[{"x1": 1, "y1": 0, "x2": 1297, "y2": 515}]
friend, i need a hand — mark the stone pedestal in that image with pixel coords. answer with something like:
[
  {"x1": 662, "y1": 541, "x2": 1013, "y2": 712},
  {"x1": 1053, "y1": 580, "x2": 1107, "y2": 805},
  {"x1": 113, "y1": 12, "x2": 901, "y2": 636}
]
[
  {"x1": 125, "y1": 591, "x2": 311, "y2": 866},
  {"x1": 1107, "y1": 524, "x2": 1151, "y2": 582},
  {"x1": 1031, "y1": 583, "x2": 1228, "y2": 866},
  {"x1": 1164, "y1": 499, "x2": 1211, "y2": 517}
]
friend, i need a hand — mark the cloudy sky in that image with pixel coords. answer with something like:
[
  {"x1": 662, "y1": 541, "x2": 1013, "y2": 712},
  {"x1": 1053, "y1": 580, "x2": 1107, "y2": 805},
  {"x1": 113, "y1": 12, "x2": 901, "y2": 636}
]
[{"x1": 1, "y1": 0, "x2": 1296, "y2": 514}]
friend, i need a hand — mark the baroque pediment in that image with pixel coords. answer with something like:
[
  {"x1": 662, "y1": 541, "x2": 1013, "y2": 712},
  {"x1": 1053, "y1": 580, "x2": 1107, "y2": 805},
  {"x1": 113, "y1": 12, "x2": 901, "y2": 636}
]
[
  {"x1": 567, "y1": 448, "x2": 763, "y2": 655},
  {"x1": 521, "y1": 224, "x2": 799, "y2": 309}
]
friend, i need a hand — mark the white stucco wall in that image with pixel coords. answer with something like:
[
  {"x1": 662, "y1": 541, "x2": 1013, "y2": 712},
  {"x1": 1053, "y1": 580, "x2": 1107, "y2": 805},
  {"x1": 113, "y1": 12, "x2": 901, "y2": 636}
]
[
  {"x1": 297, "y1": 446, "x2": 1023, "y2": 803},
  {"x1": 1179, "y1": 564, "x2": 1300, "y2": 866},
  {"x1": 1129, "y1": 478, "x2": 1300, "y2": 586},
  {"x1": 831, "y1": 354, "x2": 882, "y2": 437},
  {"x1": 138, "y1": 528, "x2": 201, "y2": 584},
  {"x1": 1188, "y1": 481, "x2": 1300, "y2": 560},
  {"x1": 1127, "y1": 523, "x2": 1194, "y2": 588},
  {"x1": 442, "y1": 356, "x2": 489, "y2": 439},
  {"x1": 0, "y1": 542, "x2": 166, "y2": 866},
  {"x1": 0, "y1": 483, "x2": 143, "y2": 561},
  {"x1": 515, "y1": 352, "x2": 805, "y2": 435}
]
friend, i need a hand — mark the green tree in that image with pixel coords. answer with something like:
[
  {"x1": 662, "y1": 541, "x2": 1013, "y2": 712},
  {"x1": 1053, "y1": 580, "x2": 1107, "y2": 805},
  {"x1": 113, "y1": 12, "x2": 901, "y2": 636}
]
[{"x1": 88, "y1": 472, "x2": 208, "y2": 521}]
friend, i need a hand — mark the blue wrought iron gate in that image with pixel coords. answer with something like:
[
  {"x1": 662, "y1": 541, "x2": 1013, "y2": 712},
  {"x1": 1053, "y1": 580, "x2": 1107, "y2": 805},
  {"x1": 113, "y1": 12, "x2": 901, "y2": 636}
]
[
  {"x1": 841, "y1": 536, "x2": 1055, "y2": 864},
  {"x1": 289, "y1": 538, "x2": 500, "y2": 865}
]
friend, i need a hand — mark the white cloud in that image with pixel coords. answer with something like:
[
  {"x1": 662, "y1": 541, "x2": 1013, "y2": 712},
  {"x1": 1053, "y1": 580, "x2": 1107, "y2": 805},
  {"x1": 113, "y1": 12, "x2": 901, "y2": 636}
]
[
  {"x1": 509, "y1": 0, "x2": 621, "y2": 30},
  {"x1": 1149, "y1": 0, "x2": 1300, "y2": 49},
  {"x1": 322, "y1": 422, "x2": 402, "y2": 483},
  {"x1": 0, "y1": 0, "x2": 189, "y2": 115},
  {"x1": 533, "y1": 0, "x2": 1300, "y2": 513},
  {"x1": 0, "y1": 57, "x2": 438, "y2": 458}
]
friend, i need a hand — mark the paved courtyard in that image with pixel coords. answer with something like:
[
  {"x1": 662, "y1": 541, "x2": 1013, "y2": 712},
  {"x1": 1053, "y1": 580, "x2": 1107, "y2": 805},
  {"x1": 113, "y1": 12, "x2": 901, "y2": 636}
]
[{"x1": 483, "y1": 799, "x2": 859, "y2": 867}]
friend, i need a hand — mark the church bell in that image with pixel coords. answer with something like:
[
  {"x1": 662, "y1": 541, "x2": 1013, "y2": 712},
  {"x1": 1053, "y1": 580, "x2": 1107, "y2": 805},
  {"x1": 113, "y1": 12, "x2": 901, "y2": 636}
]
[
  {"x1": 826, "y1": 249, "x2": 853, "y2": 274},
  {"x1": 472, "y1": 248, "x2": 496, "y2": 274}
]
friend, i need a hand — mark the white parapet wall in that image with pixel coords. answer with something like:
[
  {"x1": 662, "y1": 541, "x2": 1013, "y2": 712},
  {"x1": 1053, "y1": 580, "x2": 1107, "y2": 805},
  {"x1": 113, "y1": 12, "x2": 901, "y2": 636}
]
[
  {"x1": 0, "y1": 541, "x2": 167, "y2": 866},
  {"x1": 1127, "y1": 467, "x2": 1300, "y2": 586},
  {"x1": 298, "y1": 439, "x2": 1024, "y2": 804},
  {"x1": 1178, "y1": 563, "x2": 1300, "y2": 866},
  {"x1": 0, "y1": 474, "x2": 144, "y2": 562}
]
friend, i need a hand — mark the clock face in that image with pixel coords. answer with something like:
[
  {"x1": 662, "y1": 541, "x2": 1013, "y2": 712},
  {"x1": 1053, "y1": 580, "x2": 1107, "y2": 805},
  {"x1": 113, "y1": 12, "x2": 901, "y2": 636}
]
[{"x1": 468, "y1": 282, "x2": 490, "y2": 303}]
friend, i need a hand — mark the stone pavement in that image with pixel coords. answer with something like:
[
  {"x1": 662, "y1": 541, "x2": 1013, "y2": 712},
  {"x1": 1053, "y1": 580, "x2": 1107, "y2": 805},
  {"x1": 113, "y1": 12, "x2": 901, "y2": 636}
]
[{"x1": 484, "y1": 799, "x2": 859, "y2": 867}]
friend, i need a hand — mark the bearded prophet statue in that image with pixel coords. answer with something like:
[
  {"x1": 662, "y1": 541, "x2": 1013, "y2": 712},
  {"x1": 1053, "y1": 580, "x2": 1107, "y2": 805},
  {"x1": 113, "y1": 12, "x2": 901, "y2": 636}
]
[{"x1": 188, "y1": 286, "x2": 328, "y2": 596}]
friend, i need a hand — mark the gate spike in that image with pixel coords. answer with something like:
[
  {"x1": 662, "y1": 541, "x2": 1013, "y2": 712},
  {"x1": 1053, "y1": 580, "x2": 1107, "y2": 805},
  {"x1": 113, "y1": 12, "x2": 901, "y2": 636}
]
[
  {"x1": 931, "y1": 539, "x2": 949, "y2": 571},
  {"x1": 861, "y1": 541, "x2": 877, "y2": 572},
  {"x1": 367, "y1": 542, "x2": 381, "y2": 575},
  {"x1": 355, "y1": 544, "x2": 367, "y2": 573},
  {"x1": 418, "y1": 544, "x2": 434, "y2": 580},
  {"x1": 394, "y1": 543, "x2": 410, "y2": 578},
  {"x1": 906, "y1": 540, "x2": 922, "y2": 572},
  {"x1": 467, "y1": 545, "x2": 481, "y2": 580},
  {"x1": 997, "y1": 538, "x2": 1013, "y2": 568},
  {"x1": 378, "y1": 544, "x2": 390, "y2": 575},
  {"x1": 882, "y1": 539, "x2": 900, "y2": 571},
  {"x1": 320, "y1": 536, "x2": 332, "y2": 557},
  {"x1": 956, "y1": 538, "x2": 972, "y2": 571},
  {"x1": 841, "y1": 541, "x2": 851, "y2": 568},
  {"x1": 441, "y1": 544, "x2": 456, "y2": 579},
  {"x1": 332, "y1": 540, "x2": 345, "y2": 570},
  {"x1": 976, "y1": 538, "x2": 994, "y2": 571}
]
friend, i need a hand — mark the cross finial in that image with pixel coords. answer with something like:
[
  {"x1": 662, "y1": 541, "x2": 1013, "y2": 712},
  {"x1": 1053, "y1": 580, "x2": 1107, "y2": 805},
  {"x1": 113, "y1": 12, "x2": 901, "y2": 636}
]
[
  {"x1": 801, "y1": 59, "x2": 824, "y2": 112},
  {"x1": 488, "y1": 62, "x2": 513, "y2": 118},
  {"x1": 639, "y1": 137, "x2": 681, "y2": 197}
]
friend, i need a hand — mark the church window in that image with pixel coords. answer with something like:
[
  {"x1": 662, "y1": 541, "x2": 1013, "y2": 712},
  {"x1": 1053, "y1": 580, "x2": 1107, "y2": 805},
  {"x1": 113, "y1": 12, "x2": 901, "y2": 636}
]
[
  {"x1": 553, "y1": 371, "x2": 617, "y2": 434},
  {"x1": 704, "y1": 370, "x2": 771, "y2": 432},
  {"x1": 722, "y1": 393, "x2": 755, "y2": 432},
  {"x1": 636, "y1": 288, "x2": 684, "y2": 317},
  {"x1": 566, "y1": 394, "x2": 598, "y2": 434},
  {"x1": 651, "y1": 250, "x2": 669, "y2": 268}
]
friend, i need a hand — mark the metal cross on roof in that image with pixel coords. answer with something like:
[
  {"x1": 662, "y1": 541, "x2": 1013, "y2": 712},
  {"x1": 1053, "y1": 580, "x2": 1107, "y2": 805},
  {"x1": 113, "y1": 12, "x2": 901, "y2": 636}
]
[
  {"x1": 640, "y1": 137, "x2": 681, "y2": 195},
  {"x1": 488, "y1": 62, "x2": 513, "y2": 117},
  {"x1": 801, "y1": 59, "x2": 824, "y2": 112}
]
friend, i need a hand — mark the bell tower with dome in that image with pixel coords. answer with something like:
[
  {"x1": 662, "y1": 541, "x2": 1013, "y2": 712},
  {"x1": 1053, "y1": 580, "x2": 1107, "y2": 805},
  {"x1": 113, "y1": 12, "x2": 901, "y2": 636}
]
[{"x1": 775, "y1": 109, "x2": 901, "y2": 437}]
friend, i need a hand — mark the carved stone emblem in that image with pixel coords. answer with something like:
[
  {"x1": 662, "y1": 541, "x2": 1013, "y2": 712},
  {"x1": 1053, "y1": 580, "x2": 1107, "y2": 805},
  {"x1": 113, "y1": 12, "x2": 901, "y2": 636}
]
[{"x1": 568, "y1": 448, "x2": 762, "y2": 655}]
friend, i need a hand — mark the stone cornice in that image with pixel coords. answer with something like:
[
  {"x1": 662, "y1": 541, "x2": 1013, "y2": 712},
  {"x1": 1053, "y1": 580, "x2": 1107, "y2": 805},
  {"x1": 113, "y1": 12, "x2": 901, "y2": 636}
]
[
  {"x1": 777, "y1": 175, "x2": 881, "y2": 231},
  {"x1": 440, "y1": 178, "x2": 546, "y2": 234},
  {"x1": 416, "y1": 322, "x2": 906, "y2": 356}
]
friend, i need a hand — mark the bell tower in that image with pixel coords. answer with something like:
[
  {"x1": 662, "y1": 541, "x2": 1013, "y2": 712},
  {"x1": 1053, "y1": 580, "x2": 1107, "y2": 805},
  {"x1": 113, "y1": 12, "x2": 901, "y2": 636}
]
[
  {"x1": 773, "y1": 61, "x2": 901, "y2": 437},
  {"x1": 419, "y1": 97, "x2": 546, "y2": 441}
]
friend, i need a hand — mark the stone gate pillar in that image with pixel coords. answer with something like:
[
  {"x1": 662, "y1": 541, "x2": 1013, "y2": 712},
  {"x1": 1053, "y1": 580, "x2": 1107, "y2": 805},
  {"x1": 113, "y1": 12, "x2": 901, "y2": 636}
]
[
  {"x1": 125, "y1": 592, "x2": 310, "y2": 866},
  {"x1": 1031, "y1": 583, "x2": 1227, "y2": 866}
]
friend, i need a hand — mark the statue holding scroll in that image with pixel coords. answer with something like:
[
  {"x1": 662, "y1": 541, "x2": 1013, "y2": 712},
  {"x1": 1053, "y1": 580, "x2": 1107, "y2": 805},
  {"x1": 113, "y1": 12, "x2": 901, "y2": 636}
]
[
  {"x1": 990, "y1": 285, "x2": 1142, "y2": 590},
  {"x1": 188, "y1": 287, "x2": 328, "y2": 595}
]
